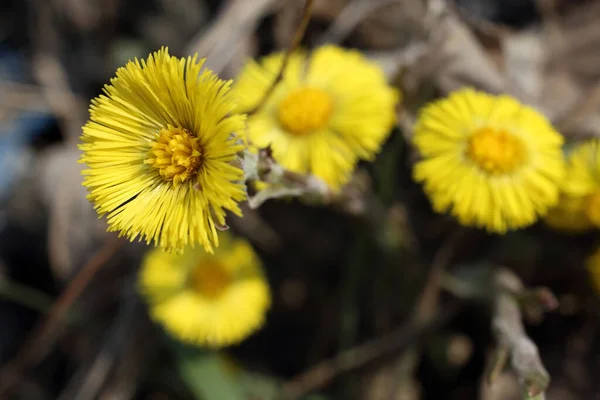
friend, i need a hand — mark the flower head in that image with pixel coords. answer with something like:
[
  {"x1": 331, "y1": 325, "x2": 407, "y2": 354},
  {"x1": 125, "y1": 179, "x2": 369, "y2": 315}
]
[
  {"x1": 79, "y1": 48, "x2": 247, "y2": 253},
  {"x1": 544, "y1": 195, "x2": 594, "y2": 233},
  {"x1": 586, "y1": 246, "x2": 600, "y2": 294},
  {"x1": 546, "y1": 140, "x2": 600, "y2": 233},
  {"x1": 234, "y1": 45, "x2": 399, "y2": 190},
  {"x1": 412, "y1": 88, "x2": 565, "y2": 233},
  {"x1": 139, "y1": 233, "x2": 271, "y2": 347}
]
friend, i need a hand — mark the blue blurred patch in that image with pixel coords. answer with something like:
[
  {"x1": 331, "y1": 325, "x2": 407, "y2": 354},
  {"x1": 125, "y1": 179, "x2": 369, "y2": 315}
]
[{"x1": 0, "y1": 46, "x2": 55, "y2": 199}]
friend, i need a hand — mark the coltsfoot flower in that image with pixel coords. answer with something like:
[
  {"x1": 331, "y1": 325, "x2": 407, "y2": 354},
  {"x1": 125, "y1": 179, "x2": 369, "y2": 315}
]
[
  {"x1": 412, "y1": 88, "x2": 565, "y2": 233},
  {"x1": 234, "y1": 45, "x2": 399, "y2": 190},
  {"x1": 544, "y1": 195, "x2": 594, "y2": 233},
  {"x1": 79, "y1": 47, "x2": 247, "y2": 253},
  {"x1": 586, "y1": 246, "x2": 600, "y2": 294},
  {"x1": 139, "y1": 233, "x2": 271, "y2": 347},
  {"x1": 546, "y1": 140, "x2": 600, "y2": 233}
]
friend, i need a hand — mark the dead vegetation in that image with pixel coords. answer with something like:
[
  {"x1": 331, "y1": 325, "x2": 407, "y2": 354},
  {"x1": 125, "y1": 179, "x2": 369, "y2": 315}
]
[{"x1": 1, "y1": 0, "x2": 600, "y2": 399}]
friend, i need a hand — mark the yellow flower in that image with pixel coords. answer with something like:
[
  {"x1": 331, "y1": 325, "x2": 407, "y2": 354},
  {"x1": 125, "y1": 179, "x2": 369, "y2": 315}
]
[
  {"x1": 234, "y1": 45, "x2": 399, "y2": 190},
  {"x1": 544, "y1": 195, "x2": 594, "y2": 233},
  {"x1": 586, "y1": 246, "x2": 600, "y2": 294},
  {"x1": 79, "y1": 48, "x2": 247, "y2": 253},
  {"x1": 412, "y1": 88, "x2": 565, "y2": 233},
  {"x1": 139, "y1": 233, "x2": 271, "y2": 347},
  {"x1": 546, "y1": 140, "x2": 600, "y2": 232}
]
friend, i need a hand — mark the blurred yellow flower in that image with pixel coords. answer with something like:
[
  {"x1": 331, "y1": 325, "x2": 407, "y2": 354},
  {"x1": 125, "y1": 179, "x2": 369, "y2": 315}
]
[
  {"x1": 412, "y1": 88, "x2": 565, "y2": 233},
  {"x1": 544, "y1": 195, "x2": 594, "y2": 233},
  {"x1": 546, "y1": 140, "x2": 600, "y2": 232},
  {"x1": 586, "y1": 246, "x2": 600, "y2": 294},
  {"x1": 79, "y1": 47, "x2": 247, "y2": 253},
  {"x1": 234, "y1": 45, "x2": 399, "y2": 190},
  {"x1": 139, "y1": 233, "x2": 271, "y2": 347}
]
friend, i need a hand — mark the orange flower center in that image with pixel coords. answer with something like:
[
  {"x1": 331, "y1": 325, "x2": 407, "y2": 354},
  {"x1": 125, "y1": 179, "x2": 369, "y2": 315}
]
[
  {"x1": 466, "y1": 127, "x2": 525, "y2": 175},
  {"x1": 145, "y1": 126, "x2": 202, "y2": 185},
  {"x1": 278, "y1": 87, "x2": 334, "y2": 135},
  {"x1": 190, "y1": 259, "x2": 232, "y2": 300},
  {"x1": 585, "y1": 191, "x2": 600, "y2": 226}
]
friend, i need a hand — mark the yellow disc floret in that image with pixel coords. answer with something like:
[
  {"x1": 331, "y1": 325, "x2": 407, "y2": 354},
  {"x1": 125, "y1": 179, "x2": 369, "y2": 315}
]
[
  {"x1": 467, "y1": 127, "x2": 525, "y2": 175},
  {"x1": 145, "y1": 126, "x2": 203, "y2": 186},
  {"x1": 189, "y1": 259, "x2": 232, "y2": 300},
  {"x1": 277, "y1": 87, "x2": 334, "y2": 135}
]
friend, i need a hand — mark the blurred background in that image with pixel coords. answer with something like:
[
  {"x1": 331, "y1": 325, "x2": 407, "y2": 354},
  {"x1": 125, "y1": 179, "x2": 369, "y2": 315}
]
[{"x1": 1, "y1": 0, "x2": 600, "y2": 399}]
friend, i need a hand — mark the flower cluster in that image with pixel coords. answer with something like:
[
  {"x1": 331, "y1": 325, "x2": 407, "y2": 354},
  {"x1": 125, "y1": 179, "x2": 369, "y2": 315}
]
[
  {"x1": 80, "y1": 48, "x2": 272, "y2": 347},
  {"x1": 80, "y1": 43, "x2": 598, "y2": 346}
]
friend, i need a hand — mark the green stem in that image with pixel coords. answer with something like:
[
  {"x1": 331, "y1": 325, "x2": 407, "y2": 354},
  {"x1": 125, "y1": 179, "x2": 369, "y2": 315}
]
[
  {"x1": 339, "y1": 239, "x2": 366, "y2": 351},
  {"x1": 0, "y1": 277, "x2": 55, "y2": 314}
]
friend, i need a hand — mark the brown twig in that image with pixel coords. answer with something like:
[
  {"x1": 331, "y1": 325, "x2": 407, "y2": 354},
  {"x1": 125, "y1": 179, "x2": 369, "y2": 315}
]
[
  {"x1": 184, "y1": 0, "x2": 289, "y2": 75},
  {"x1": 228, "y1": 203, "x2": 283, "y2": 253},
  {"x1": 385, "y1": 229, "x2": 465, "y2": 400},
  {"x1": 554, "y1": 80, "x2": 600, "y2": 134},
  {"x1": 0, "y1": 81, "x2": 52, "y2": 114},
  {"x1": 534, "y1": 0, "x2": 564, "y2": 51},
  {"x1": 448, "y1": 0, "x2": 511, "y2": 39},
  {"x1": 57, "y1": 280, "x2": 138, "y2": 400},
  {"x1": 414, "y1": 230, "x2": 465, "y2": 321},
  {"x1": 317, "y1": 0, "x2": 400, "y2": 45},
  {"x1": 278, "y1": 231, "x2": 464, "y2": 400},
  {"x1": 487, "y1": 268, "x2": 552, "y2": 399},
  {"x1": 31, "y1": 55, "x2": 88, "y2": 142},
  {"x1": 279, "y1": 304, "x2": 459, "y2": 400},
  {"x1": 247, "y1": 0, "x2": 314, "y2": 116},
  {"x1": 0, "y1": 235, "x2": 124, "y2": 397},
  {"x1": 28, "y1": 0, "x2": 87, "y2": 144}
]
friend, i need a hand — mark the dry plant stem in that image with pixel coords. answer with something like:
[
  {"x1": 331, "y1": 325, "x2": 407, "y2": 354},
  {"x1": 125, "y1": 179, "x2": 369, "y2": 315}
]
[
  {"x1": 489, "y1": 268, "x2": 551, "y2": 399},
  {"x1": 29, "y1": 0, "x2": 87, "y2": 144},
  {"x1": 184, "y1": 0, "x2": 290, "y2": 75},
  {"x1": 414, "y1": 231, "x2": 464, "y2": 321},
  {"x1": 247, "y1": 149, "x2": 405, "y2": 256},
  {"x1": 448, "y1": 1, "x2": 510, "y2": 38},
  {"x1": 317, "y1": 0, "x2": 400, "y2": 45},
  {"x1": 247, "y1": 0, "x2": 314, "y2": 116},
  {"x1": 245, "y1": 147, "x2": 331, "y2": 209},
  {"x1": 278, "y1": 233, "x2": 463, "y2": 400},
  {"x1": 386, "y1": 230, "x2": 464, "y2": 399},
  {"x1": 0, "y1": 273, "x2": 56, "y2": 315},
  {"x1": 246, "y1": 148, "x2": 378, "y2": 216},
  {"x1": 279, "y1": 304, "x2": 459, "y2": 400},
  {"x1": 534, "y1": 0, "x2": 564, "y2": 49},
  {"x1": 0, "y1": 81, "x2": 53, "y2": 113},
  {"x1": 0, "y1": 235, "x2": 124, "y2": 397},
  {"x1": 32, "y1": 55, "x2": 88, "y2": 144},
  {"x1": 57, "y1": 282, "x2": 139, "y2": 400},
  {"x1": 228, "y1": 203, "x2": 283, "y2": 253},
  {"x1": 555, "y1": 80, "x2": 600, "y2": 134}
]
